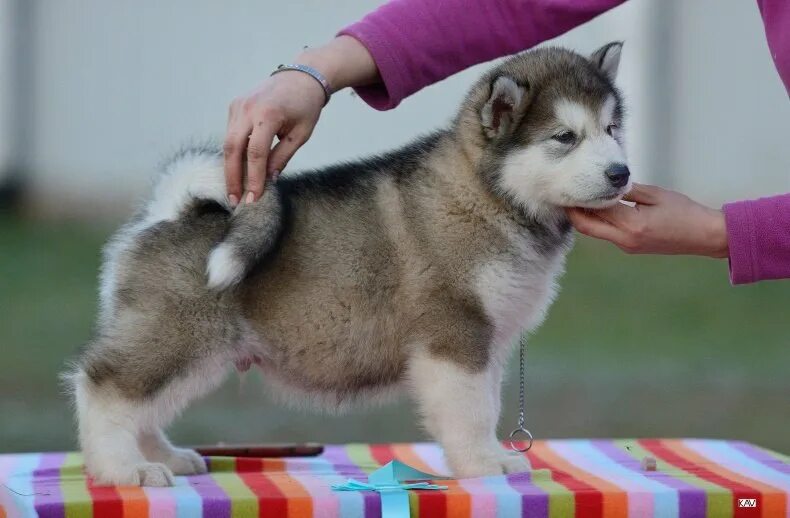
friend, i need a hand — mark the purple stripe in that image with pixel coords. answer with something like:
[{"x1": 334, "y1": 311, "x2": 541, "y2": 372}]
[
  {"x1": 730, "y1": 441, "x2": 790, "y2": 475},
  {"x1": 188, "y1": 458, "x2": 230, "y2": 518},
  {"x1": 591, "y1": 440, "x2": 706, "y2": 517},
  {"x1": 506, "y1": 470, "x2": 548, "y2": 518},
  {"x1": 33, "y1": 453, "x2": 67, "y2": 518},
  {"x1": 321, "y1": 446, "x2": 369, "y2": 478},
  {"x1": 321, "y1": 446, "x2": 380, "y2": 518}
]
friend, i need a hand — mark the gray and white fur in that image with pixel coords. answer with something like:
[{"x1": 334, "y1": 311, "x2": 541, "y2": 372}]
[{"x1": 67, "y1": 42, "x2": 630, "y2": 486}]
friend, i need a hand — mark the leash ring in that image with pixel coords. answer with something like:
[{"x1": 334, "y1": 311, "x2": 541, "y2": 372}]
[{"x1": 508, "y1": 427, "x2": 534, "y2": 453}]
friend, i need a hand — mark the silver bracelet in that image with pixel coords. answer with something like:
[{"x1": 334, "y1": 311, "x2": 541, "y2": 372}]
[{"x1": 271, "y1": 64, "x2": 332, "y2": 106}]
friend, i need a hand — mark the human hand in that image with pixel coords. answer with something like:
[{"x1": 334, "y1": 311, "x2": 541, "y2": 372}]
[
  {"x1": 565, "y1": 183, "x2": 729, "y2": 258},
  {"x1": 224, "y1": 69, "x2": 325, "y2": 206},
  {"x1": 224, "y1": 35, "x2": 379, "y2": 205}
]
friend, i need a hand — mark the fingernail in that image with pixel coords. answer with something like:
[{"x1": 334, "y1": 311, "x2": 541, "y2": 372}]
[
  {"x1": 229, "y1": 194, "x2": 239, "y2": 207},
  {"x1": 272, "y1": 169, "x2": 280, "y2": 182},
  {"x1": 245, "y1": 191, "x2": 255, "y2": 204}
]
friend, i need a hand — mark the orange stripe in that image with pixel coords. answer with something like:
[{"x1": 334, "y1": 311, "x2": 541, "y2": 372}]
[
  {"x1": 534, "y1": 442, "x2": 628, "y2": 518},
  {"x1": 261, "y1": 457, "x2": 310, "y2": 517},
  {"x1": 0, "y1": 504, "x2": 7, "y2": 518},
  {"x1": 390, "y1": 444, "x2": 436, "y2": 475},
  {"x1": 261, "y1": 458, "x2": 286, "y2": 473},
  {"x1": 117, "y1": 486, "x2": 148, "y2": 518},
  {"x1": 264, "y1": 472, "x2": 313, "y2": 518},
  {"x1": 439, "y1": 480, "x2": 472, "y2": 518},
  {"x1": 663, "y1": 440, "x2": 786, "y2": 517}
]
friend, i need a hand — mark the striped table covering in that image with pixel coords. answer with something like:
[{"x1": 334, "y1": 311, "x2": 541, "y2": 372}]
[{"x1": 1, "y1": 439, "x2": 788, "y2": 517}]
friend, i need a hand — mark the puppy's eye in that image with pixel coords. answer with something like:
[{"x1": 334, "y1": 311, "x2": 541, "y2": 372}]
[
  {"x1": 552, "y1": 130, "x2": 576, "y2": 144},
  {"x1": 606, "y1": 123, "x2": 618, "y2": 136}
]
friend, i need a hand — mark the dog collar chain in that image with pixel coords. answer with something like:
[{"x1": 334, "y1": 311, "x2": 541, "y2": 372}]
[
  {"x1": 271, "y1": 64, "x2": 332, "y2": 106},
  {"x1": 508, "y1": 335, "x2": 534, "y2": 452}
]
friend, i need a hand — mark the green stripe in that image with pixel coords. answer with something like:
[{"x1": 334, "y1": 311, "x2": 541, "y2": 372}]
[
  {"x1": 60, "y1": 453, "x2": 93, "y2": 518},
  {"x1": 207, "y1": 456, "x2": 237, "y2": 472},
  {"x1": 528, "y1": 468, "x2": 575, "y2": 518},
  {"x1": 408, "y1": 491, "x2": 419, "y2": 517},
  {"x1": 210, "y1": 458, "x2": 258, "y2": 518},
  {"x1": 614, "y1": 440, "x2": 732, "y2": 518},
  {"x1": 344, "y1": 444, "x2": 380, "y2": 474}
]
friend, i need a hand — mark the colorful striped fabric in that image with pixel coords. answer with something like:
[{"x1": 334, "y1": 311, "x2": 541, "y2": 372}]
[{"x1": 1, "y1": 439, "x2": 788, "y2": 517}]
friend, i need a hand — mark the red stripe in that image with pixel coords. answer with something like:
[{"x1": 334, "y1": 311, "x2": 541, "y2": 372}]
[
  {"x1": 528, "y1": 447, "x2": 603, "y2": 518},
  {"x1": 368, "y1": 444, "x2": 396, "y2": 466},
  {"x1": 87, "y1": 482, "x2": 124, "y2": 518},
  {"x1": 234, "y1": 458, "x2": 288, "y2": 518},
  {"x1": 369, "y1": 443, "x2": 446, "y2": 517},
  {"x1": 639, "y1": 440, "x2": 762, "y2": 518}
]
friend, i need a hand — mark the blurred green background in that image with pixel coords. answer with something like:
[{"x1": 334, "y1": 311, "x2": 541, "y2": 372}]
[{"x1": 2, "y1": 213, "x2": 787, "y2": 454}]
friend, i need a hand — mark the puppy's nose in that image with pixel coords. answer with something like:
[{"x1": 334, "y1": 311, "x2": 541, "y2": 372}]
[{"x1": 605, "y1": 163, "x2": 630, "y2": 188}]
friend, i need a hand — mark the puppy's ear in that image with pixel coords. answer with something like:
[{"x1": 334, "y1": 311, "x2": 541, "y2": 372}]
[
  {"x1": 481, "y1": 76, "x2": 528, "y2": 139},
  {"x1": 590, "y1": 41, "x2": 623, "y2": 81}
]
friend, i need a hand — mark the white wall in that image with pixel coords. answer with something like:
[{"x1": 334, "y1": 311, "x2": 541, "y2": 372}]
[
  {"x1": 16, "y1": 0, "x2": 789, "y2": 217},
  {"x1": 0, "y1": 0, "x2": 14, "y2": 180},
  {"x1": 668, "y1": 0, "x2": 790, "y2": 203}
]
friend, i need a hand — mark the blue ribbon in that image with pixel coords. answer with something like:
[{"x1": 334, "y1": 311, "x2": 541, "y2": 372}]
[{"x1": 332, "y1": 460, "x2": 448, "y2": 518}]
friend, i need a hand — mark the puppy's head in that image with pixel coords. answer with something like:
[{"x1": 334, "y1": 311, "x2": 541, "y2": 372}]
[{"x1": 466, "y1": 43, "x2": 629, "y2": 214}]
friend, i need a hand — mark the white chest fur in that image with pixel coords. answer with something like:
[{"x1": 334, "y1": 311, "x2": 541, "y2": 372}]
[{"x1": 474, "y1": 229, "x2": 568, "y2": 366}]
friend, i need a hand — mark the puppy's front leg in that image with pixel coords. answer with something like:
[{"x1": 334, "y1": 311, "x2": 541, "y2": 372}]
[
  {"x1": 408, "y1": 351, "x2": 531, "y2": 478},
  {"x1": 139, "y1": 429, "x2": 207, "y2": 476}
]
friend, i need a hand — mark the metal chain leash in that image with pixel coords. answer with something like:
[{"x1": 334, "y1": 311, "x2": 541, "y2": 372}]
[{"x1": 508, "y1": 335, "x2": 534, "y2": 452}]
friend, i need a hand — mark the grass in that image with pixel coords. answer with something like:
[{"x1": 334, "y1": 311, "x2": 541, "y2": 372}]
[{"x1": 0, "y1": 214, "x2": 787, "y2": 454}]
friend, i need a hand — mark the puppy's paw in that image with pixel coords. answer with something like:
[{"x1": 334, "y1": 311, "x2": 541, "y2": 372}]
[
  {"x1": 164, "y1": 448, "x2": 207, "y2": 476},
  {"x1": 498, "y1": 452, "x2": 532, "y2": 474},
  {"x1": 136, "y1": 462, "x2": 176, "y2": 486},
  {"x1": 450, "y1": 451, "x2": 532, "y2": 478},
  {"x1": 88, "y1": 461, "x2": 175, "y2": 487}
]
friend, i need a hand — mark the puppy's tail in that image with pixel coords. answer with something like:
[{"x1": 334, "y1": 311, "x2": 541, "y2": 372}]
[
  {"x1": 205, "y1": 187, "x2": 283, "y2": 290},
  {"x1": 151, "y1": 146, "x2": 284, "y2": 291}
]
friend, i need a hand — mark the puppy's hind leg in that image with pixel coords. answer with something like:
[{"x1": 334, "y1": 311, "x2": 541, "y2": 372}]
[
  {"x1": 73, "y1": 337, "x2": 231, "y2": 486},
  {"x1": 73, "y1": 368, "x2": 175, "y2": 486}
]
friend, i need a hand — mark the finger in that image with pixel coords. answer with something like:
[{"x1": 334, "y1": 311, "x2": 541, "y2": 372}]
[
  {"x1": 622, "y1": 183, "x2": 662, "y2": 205},
  {"x1": 267, "y1": 126, "x2": 312, "y2": 178},
  {"x1": 591, "y1": 201, "x2": 639, "y2": 227},
  {"x1": 223, "y1": 124, "x2": 251, "y2": 206},
  {"x1": 566, "y1": 208, "x2": 628, "y2": 244},
  {"x1": 245, "y1": 120, "x2": 279, "y2": 202}
]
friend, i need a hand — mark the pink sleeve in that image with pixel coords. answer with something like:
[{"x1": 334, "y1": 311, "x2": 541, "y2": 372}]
[
  {"x1": 338, "y1": 0, "x2": 626, "y2": 110},
  {"x1": 723, "y1": 194, "x2": 790, "y2": 285},
  {"x1": 755, "y1": 0, "x2": 790, "y2": 95}
]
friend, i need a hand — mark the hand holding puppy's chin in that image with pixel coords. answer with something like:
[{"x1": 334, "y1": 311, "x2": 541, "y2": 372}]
[{"x1": 564, "y1": 190, "x2": 630, "y2": 210}]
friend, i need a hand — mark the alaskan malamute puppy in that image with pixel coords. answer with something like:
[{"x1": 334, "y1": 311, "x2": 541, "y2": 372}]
[{"x1": 68, "y1": 42, "x2": 630, "y2": 486}]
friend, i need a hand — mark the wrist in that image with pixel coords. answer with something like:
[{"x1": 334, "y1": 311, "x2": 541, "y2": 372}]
[
  {"x1": 294, "y1": 47, "x2": 341, "y2": 89},
  {"x1": 705, "y1": 208, "x2": 729, "y2": 259},
  {"x1": 294, "y1": 36, "x2": 378, "y2": 91}
]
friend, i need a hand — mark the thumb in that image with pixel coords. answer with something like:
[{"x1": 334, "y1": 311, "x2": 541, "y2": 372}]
[{"x1": 622, "y1": 183, "x2": 662, "y2": 205}]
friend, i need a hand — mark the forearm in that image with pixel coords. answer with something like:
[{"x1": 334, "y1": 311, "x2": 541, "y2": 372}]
[
  {"x1": 294, "y1": 35, "x2": 380, "y2": 92},
  {"x1": 339, "y1": 0, "x2": 626, "y2": 109},
  {"x1": 723, "y1": 193, "x2": 790, "y2": 284}
]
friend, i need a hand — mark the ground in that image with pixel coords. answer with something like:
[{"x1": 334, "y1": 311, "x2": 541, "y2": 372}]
[{"x1": 1, "y1": 215, "x2": 787, "y2": 454}]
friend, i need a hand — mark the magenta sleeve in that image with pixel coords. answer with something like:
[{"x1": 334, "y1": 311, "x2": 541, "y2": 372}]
[
  {"x1": 338, "y1": 0, "x2": 625, "y2": 110},
  {"x1": 723, "y1": 193, "x2": 790, "y2": 284}
]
